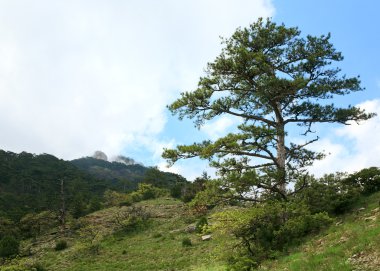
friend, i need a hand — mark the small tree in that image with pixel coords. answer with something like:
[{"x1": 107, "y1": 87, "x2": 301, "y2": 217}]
[
  {"x1": 163, "y1": 18, "x2": 374, "y2": 200},
  {"x1": 0, "y1": 235, "x2": 19, "y2": 258},
  {"x1": 103, "y1": 189, "x2": 126, "y2": 207},
  {"x1": 0, "y1": 217, "x2": 17, "y2": 240}
]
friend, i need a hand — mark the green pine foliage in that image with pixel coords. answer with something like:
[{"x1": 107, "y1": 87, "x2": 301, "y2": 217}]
[
  {"x1": 213, "y1": 201, "x2": 332, "y2": 270},
  {"x1": 163, "y1": 17, "x2": 374, "y2": 200},
  {"x1": 0, "y1": 235, "x2": 19, "y2": 258}
]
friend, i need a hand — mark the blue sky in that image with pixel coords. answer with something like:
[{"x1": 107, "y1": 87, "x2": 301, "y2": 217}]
[{"x1": 0, "y1": 1, "x2": 379, "y2": 180}]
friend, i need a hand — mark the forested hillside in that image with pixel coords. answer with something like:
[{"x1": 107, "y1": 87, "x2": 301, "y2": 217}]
[
  {"x1": 71, "y1": 156, "x2": 188, "y2": 193},
  {"x1": 0, "y1": 150, "x2": 107, "y2": 221},
  {"x1": 0, "y1": 150, "x2": 189, "y2": 222}
]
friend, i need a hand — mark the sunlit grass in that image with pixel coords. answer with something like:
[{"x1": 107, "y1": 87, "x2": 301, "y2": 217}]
[
  {"x1": 4, "y1": 192, "x2": 380, "y2": 271},
  {"x1": 259, "y1": 192, "x2": 380, "y2": 271}
]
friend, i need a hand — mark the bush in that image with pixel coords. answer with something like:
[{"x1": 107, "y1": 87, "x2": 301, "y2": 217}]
[
  {"x1": 103, "y1": 190, "x2": 127, "y2": 207},
  {"x1": 152, "y1": 233, "x2": 163, "y2": 238},
  {"x1": 0, "y1": 217, "x2": 18, "y2": 240},
  {"x1": 54, "y1": 239, "x2": 68, "y2": 251},
  {"x1": 114, "y1": 206, "x2": 150, "y2": 232},
  {"x1": 227, "y1": 253, "x2": 258, "y2": 271},
  {"x1": 136, "y1": 183, "x2": 167, "y2": 200},
  {"x1": 195, "y1": 217, "x2": 208, "y2": 234},
  {"x1": 0, "y1": 235, "x2": 19, "y2": 258},
  {"x1": 295, "y1": 173, "x2": 360, "y2": 215},
  {"x1": 182, "y1": 237, "x2": 192, "y2": 247},
  {"x1": 30, "y1": 262, "x2": 46, "y2": 271},
  {"x1": 214, "y1": 201, "x2": 332, "y2": 269},
  {"x1": 344, "y1": 167, "x2": 380, "y2": 195},
  {"x1": 125, "y1": 184, "x2": 169, "y2": 205}
]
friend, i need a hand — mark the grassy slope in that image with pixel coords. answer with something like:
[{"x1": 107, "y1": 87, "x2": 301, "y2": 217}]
[
  {"x1": 4, "y1": 198, "x2": 227, "y2": 271},
  {"x1": 259, "y1": 192, "x2": 380, "y2": 271},
  {"x1": 3, "y1": 192, "x2": 380, "y2": 271}
]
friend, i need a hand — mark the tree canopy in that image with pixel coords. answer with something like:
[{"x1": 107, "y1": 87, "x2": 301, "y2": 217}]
[{"x1": 162, "y1": 18, "x2": 375, "y2": 200}]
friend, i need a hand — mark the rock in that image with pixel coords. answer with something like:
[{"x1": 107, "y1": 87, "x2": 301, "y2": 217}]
[
  {"x1": 316, "y1": 238, "x2": 324, "y2": 246},
  {"x1": 185, "y1": 225, "x2": 196, "y2": 233},
  {"x1": 338, "y1": 236, "x2": 349, "y2": 244},
  {"x1": 364, "y1": 215, "x2": 377, "y2": 222},
  {"x1": 93, "y1": 151, "x2": 108, "y2": 161},
  {"x1": 201, "y1": 234, "x2": 212, "y2": 241}
]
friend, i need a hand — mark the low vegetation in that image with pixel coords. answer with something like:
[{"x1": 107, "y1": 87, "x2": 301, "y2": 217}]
[{"x1": 0, "y1": 166, "x2": 379, "y2": 270}]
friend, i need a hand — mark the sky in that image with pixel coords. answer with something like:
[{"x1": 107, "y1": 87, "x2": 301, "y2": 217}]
[{"x1": 0, "y1": 0, "x2": 379, "y2": 180}]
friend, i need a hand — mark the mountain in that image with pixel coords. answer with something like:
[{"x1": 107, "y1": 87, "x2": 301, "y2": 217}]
[
  {"x1": 0, "y1": 150, "x2": 188, "y2": 221},
  {"x1": 70, "y1": 156, "x2": 147, "y2": 191},
  {"x1": 0, "y1": 150, "x2": 109, "y2": 221},
  {"x1": 70, "y1": 156, "x2": 189, "y2": 194}
]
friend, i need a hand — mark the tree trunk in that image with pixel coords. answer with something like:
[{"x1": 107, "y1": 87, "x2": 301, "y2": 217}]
[
  {"x1": 59, "y1": 179, "x2": 66, "y2": 235},
  {"x1": 276, "y1": 123, "x2": 286, "y2": 193},
  {"x1": 275, "y1": 102, "x2": 286, "y2": 195}
]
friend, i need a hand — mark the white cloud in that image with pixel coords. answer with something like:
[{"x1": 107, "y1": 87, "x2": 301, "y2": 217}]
[
  {"x1": 201, "y1": 115, "x2": 237, "y2": 140},
  {"x1": 308, "y1": 99, "x2": 380, "y2": 176},
  {"x1": 0, "y1": 0, "x2": 274, "y2": 170},
  {"x1": 157, "y1": 159, "x2": 215, "y2": 182}
]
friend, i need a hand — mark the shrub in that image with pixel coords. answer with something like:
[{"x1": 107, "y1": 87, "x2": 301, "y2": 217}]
[
  {"x1": 114, "y1": 206, "x2": 150, "y2": 232},
  {"x1": 54, "y1": 239, "x2": 68, "y2": 251},
  {"x1": 214, "y1": 201, "x2": 332, "y2": 269},
  {"x1": 103, "y1": 190, "x2": 127, "y2": 207},
  {"x1": 0, "y1": 217, "x2": 17, "y2": 240},
  {"x1": 344, "y1": 167, "x2": 380, "y2": 195},
  {"x1": 227, "y1": 253, "x2": 258, "y2": 271},
  {"x1": 295, "y1": 173, "x2": 360, "y2": 215},
  {"x1": 126, "y1": 184, "x2": 168, "y2": 205},
  {"x1": 182, "y1": 237, "x2": 192, "y2": 247},
  {"x1": 136, "y1": 183, "x2": 167, "y2": 200},
  {"x1": 30, "y1": 262, "x2": 46, "y2": 271},
  {"x1": 195, "y1": 217, "x2": 208, "y2": 234},
  {"x1": 0, "y1": 235, "x2": 19, "y2": 258},
  {"x1": 152, "y1": 233, "x2": 163, "y2": 238}
]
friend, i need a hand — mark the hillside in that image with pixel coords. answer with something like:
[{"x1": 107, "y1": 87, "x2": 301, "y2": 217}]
[
  {"x1": 258, "y1": 192, "x2": 380, "y2": 271},
  {"x1": 2, "y1": 192, "x2": 380, "y2": 271},
  {"x1": 1, "y1": 198, "x2": 227, "y2": 271},
  {"x1": 70, "y1": 157, "x2": 147, "y2": 190},
  {"x1": 0, "y1": 150, "x2": 189, "y2": 221},
  {"x1": 0, "y1": 150, "x2": 107, "y2": 220},
  {"x1": 71, "y1": 156, "x2": 188, "y2": 192}
]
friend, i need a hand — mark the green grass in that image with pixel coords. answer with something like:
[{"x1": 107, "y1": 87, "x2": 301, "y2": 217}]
[
  {"x1": 259, "y1": 192, "x2": 380, "y2": 271},
  {"x1": 4, "y1": 197, "x2": 228, "y2": 271},
  {"x1": 3, "y1": 193, "x2": 380, "y2": 271}
]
